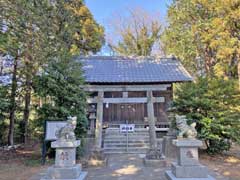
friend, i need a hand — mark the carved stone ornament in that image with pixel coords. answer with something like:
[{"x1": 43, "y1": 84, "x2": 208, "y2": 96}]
[
  {"x1": 176, "y1": 115, "x2": 197, "y2": 139},
  {"x1": 55, "y1": 116, "x2": 77, "y2": 141}
]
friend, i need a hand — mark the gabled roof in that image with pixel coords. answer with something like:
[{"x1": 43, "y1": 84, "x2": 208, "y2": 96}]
[{"x1": 79, "y1": 56, "x2": 192, "y2": 84}]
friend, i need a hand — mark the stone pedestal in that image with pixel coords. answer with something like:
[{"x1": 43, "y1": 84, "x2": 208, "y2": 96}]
[
  {"x1": 41, "y1": 140, "x2": 87, "y2": 180},
  {"x1": 162, "y1": 136, "x2": 177, "y2": 159},
  {"x1": 165, "y1": 139, "x2": 215, "y2": 180},
  {"x1": 143, "y1": 158, "x2": 167, "y2": 167},
  {"x1": 88, "y1": 148, "x2": 108, "y2": 167},
  {"x1": 144, "y1": 148, "x2": 167, "y2": 167}
]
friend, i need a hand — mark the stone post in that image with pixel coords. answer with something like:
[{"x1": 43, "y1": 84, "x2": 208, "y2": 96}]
[
  {"x1": 144, "y1": 91, "x2": 166, "y2": 167},
  {"x1": 89, "y1": 91, "x2": 106, "y2": 164},
  {"x1": 147, "y1": 91, "x2": 157, "y2": 149},
  {"x1": 95, "y1": 91, "x2": 104, "y2": 149},
  {"x1": 162, "y1": 111, "x2": 177, "y2": 158},
  {"x1": 165, "y1": 139, "x2": 215, "y2": 180}
]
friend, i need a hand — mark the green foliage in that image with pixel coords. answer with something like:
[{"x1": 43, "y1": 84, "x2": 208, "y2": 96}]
[
  {"x1": 0, "y1": 85, "x2": 9, "y2": 120},
  {"x1": 0, "y1": 0, "x2": 104, "y2": 145},
  {"x1": 0, "y1": 85, "x2": 10, "y2": 144},
  {"x1": 173, "y1": 77, "x2": 240, "y2": 153},
  {"x1": 163, "y1": 0, "x2": 240, "y2": 154},
  {"x1": 44, "y1": 0, "x2": 104, "y2": 56},
  {"x1": 33, "y1": 57, "x2": 87, "y2": 138},
  {"x1": 162, "y1": 0, "x2": 240, "y2": 77}
]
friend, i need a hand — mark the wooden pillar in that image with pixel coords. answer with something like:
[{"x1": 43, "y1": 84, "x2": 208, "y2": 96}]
[
  {"x1": 147, "y1": 91, "x2": 157, "y2": 149},
  {"x1": 95, "y1": 91, "x2": 104, "y2": 149}
]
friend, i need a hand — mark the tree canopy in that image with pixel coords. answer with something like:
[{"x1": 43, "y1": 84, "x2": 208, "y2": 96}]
[
  {"x1": 162, "y1": 0, "x2": 240, "y2": 79},
  {"x1": 107, "y1": 8, "x2": 162, "y2": 56},
  {"x1": 0, "y1": 0, "x2": 104, "y2": 145},
  {"x1": 162, "y1": 0, "x2": 240, "y2": 153}
]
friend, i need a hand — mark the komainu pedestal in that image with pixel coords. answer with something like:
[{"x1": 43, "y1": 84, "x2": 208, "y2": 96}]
[
  {"x1": 165, "y1": 139, "x2": 215, "y2": 180},
  {"x1": 41, "y1": 117, "x2": 87, "y2": 180}
]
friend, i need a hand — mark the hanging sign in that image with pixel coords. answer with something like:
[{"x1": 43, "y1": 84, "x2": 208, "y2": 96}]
[{"x1": 120, "y1": 124, "x2": 135, "y2": 132}]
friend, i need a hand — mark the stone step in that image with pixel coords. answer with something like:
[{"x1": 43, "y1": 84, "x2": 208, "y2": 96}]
[
  {"x1": 104, "y1": 140, "x2": 149, "y2": 143},
  {"x1": 104, "y1": 141, "x2": 150, "y2": 145},
  {"x1": 104, "y1": 136, "x2": 149, "y2": 139},
  {"x1": 104, "y1": 137, "x2": 149, "y2": 141},
  {"x1": 105, "y1": 129, "x2": 149, "y2": 132},
  {"x1": 104, "y1": 142, "x2": 149, "y2": 146},
  {"x1": 104, "y1": 139, "x2": 149, "y2": 143},
  {"x1": 103, "y1": 128, "x2": 150, "y2": 154},
  {"x1": 105, "y1": 128, "x2": 149, "y2": 132},
  {"x1": 105, "y1": 134, "x2": 149, "y2": 136},
  {"x1": 103, "y1": 148, "x2": 148, "y2": 154},
  {"x1": 105, "y1": 130, "x2": 148, "y2": 133},
  {"x1": 104, "y1": 151, "x2": 147, "y2": 154},
  {"x1": 104, "y1": 145, "x2": 149, "y2": 149},
  {"x1": 104, "y1": 144, "x2": 149, "y2": 148},
  {"x1": 104, "y1": 139, "x2": 150, "y2": 142},
  {"x1": 104, "y1": 134, "x2": 150, "y2": 137},
  {"x1": 105, "y1": 134, "x2": 149, "y2": 137}
]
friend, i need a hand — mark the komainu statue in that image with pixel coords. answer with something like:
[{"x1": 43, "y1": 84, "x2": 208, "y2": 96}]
[
  {"x1": 176, "y1": 115, "x2": 197, "y2": 139},
  {"x1": 55, "y1": 116, "x2": 77, "y2": 141}
]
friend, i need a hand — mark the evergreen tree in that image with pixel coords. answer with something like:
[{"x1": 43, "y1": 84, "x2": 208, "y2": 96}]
[
  {"x1": 34, "y1": 57, "x2": 87, "y2": 138},
  {"x1": 173, "y1": 77, "x2": 240, "y2": 153},
  {"x1": 0, "y1": 0, "x2": 104, "y2": 145}
]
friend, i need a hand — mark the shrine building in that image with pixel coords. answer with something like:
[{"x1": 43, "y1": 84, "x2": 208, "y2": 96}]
[{"x1": 80, "y1": 56, "x2": 192, "y2": 152}]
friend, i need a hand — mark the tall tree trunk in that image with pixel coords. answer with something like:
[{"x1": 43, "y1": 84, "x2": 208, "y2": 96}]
[
  {"x1": 238, "y1": 61, "x2": 240, "y2": 90},
  {"x1": 8, "y1": 57, "x2": 18, "y2": 146},
  {"x1": 23, "y1": 64, "x2": 32, "y2": 145}
]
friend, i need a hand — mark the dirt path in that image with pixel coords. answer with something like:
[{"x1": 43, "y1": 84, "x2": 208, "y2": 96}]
[
  {"x1": 0, "y1": 146, "x2": 48, "y2": 180},
  {"x1": 87, "y1": 154, "x2": 168, "y2": 180},
  {"x1": 201, "y1": 155, "x2": 240, "y2": 180},
  {"x1": 0, "y1": 163, "x2": 46, "y2": 180},
  {"x1": 1, "y1": 145, "x2": 240, "y2": 180},
  {"x1": 86, "y1": 154, "x2": 226, "y2": 180}
]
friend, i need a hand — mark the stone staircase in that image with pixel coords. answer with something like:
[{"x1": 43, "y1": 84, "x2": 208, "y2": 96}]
[{"x1": 103, "y1": 128, "x2": 150, "y2": 154}]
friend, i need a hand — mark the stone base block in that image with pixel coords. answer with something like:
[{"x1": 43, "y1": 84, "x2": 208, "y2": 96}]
[
  {"x1": 171, "y1": 163, "x2": 208, "y2": 178},
  {"x1": 41, "y1": 171, "x2": 87, "y2": 180},
  {"x1": 143, "y1": 158, "x2": 167, "y2": 167},
  {"x1": 165, "y1": 171, "x2": 215, "y2": 180},
  {"x1": 88, "y1": 157, "x2": 108, "y2": 167},
  {"x1": 163, "y1": 136, "x2": 177, "y2": 159},
  {"x1": 41, "y1": 164, "x2": 87, "y2": 180}
]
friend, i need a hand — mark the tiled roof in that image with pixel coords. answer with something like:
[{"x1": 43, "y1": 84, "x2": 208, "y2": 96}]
[{"x1": 79, "y1": 56, "x2": 192, "y2": 84}]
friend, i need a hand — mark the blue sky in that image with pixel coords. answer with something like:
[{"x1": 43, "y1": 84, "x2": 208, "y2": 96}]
[{"x1": 85, "y1": 0, "x2": 172, "y2": 27}]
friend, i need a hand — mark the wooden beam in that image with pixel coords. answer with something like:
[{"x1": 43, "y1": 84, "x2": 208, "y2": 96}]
[
  {"x1": 82, "y1": 84, "x2": 171, "y2": 92},
  {"x1": 87, "y1": 97, "x2": 165, "y2": 104}
]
